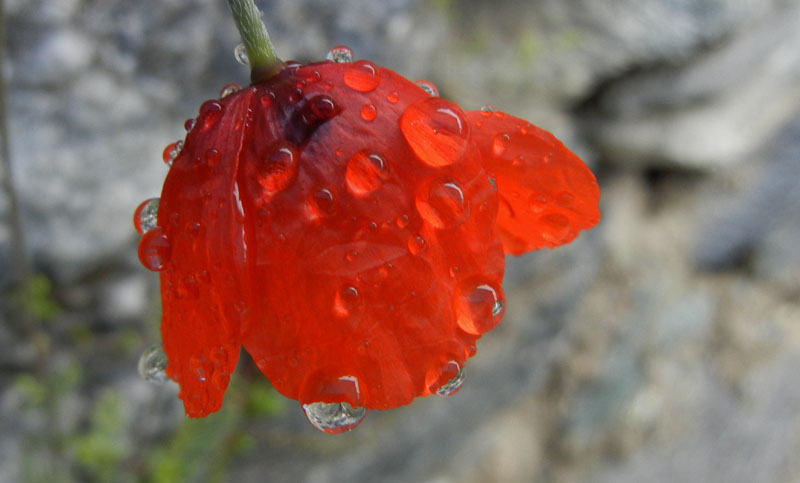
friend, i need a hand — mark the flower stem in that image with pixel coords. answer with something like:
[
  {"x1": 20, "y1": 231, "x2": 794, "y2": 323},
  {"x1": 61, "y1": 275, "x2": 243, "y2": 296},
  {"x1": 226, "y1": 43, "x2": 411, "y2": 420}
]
[{"x1": 227, "y1": 0, "x2": 282, "y2": 83}]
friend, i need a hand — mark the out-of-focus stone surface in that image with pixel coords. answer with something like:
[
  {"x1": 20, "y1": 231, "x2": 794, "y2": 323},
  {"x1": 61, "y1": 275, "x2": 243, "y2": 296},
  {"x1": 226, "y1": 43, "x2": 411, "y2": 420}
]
[{"x1": 2, "y1": 0, "x2": 800, "y2": 482}]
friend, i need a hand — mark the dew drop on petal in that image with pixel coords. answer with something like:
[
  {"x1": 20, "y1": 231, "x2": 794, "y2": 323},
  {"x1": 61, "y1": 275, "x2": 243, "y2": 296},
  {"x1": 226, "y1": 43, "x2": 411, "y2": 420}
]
[
  {"x1": 326, "y1": 45, "x2": 354, "y2": 63},
  {"x1": 386, "y1": 91, "x2": 400, "y2": 104},
  {"x1": 455, "y1": 280, "x2": 505, "y2": 335},
  {"x1": 492, "y1": 133, "x2": 510, "y2": 157},
  {"x1": 345, "y1": 151, "x2": 386, "y2": 196},
  {"x1": 344, "y1": 60, "x2": 380, "y2": 92},
  {"x1": 308, "y1": 188, "x2": 335, "y2": 219},
  {"x1": 529, "y1": 194, "x2": 548, "y2": 213},
  {"x1": 138, "y1": 345, "x2": 169, "y2": 384},
  {"x1": 555, "y1": 191, "x2": 575, "y2": 207},
  {"x1": 333, "y1": 286, "x2": 359, "y2": 318},
  {"x1": 426, "y1": 360, "x2": 464, "y2": 396},
  {"x1": 303, "y1": 402, "x2": 367, "y2": 434},
  {"x1": 415, "y1": 177, "x2": 470, "y2": 229},
  {"x1": 400, "y1": 97, "x2": 469, "y2": 168},
  {"x1": 234, "y1": 43, "x2": 249, "y2": 65},
  {"x1": 540, "y1": 213, "x2": 571, "y2": 243},
  {"x1": 480, "y1": 104, "x2": 495, "y2": 116},
  {"x1": 138, "y1": 227, "x2": 171, "y2": 271},
  {"x1": 219, "y1": 83, "x2": 240, "y2": 98},
  {"x1": 256, "y1": 142, "x2": 299, "y2": 192},
  {"x1": 162, "y1": 141, "x2": 183, "y2": 165},
  {"x1": 184, "y1": 118, "x2": 196, "y2": 132},
  {"x1": 133, "y1": 198, "x2": 159, "y2": 234},
  {"x1": 360, "y1": 103, "x2": 377, "y2": 122},
  {"x1": 407, "y1": 235, "x2": 426, "y2": 255},
  {"x1": 199, "y1": 100, "x2": 223, "y2": 130},
  {"x1": 415, "y1": 79, "x2": 439, "y2": 97},
  {"x1": 309, "y1": 95, "x2": 339, "y2": 120}
]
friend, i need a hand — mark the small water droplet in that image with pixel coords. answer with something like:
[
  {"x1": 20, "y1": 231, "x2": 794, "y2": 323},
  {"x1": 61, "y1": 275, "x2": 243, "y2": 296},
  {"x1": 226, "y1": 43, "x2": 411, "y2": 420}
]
[
  {"x1": 396, "y1": 214, "x2": 410, "y2": 228},
  {"x1": 455, "y1": 280, "x2": 505, "y2": 335},
  {"x1": 555, "y1": 191, "x2": 574, "y2": 207},
  {"x1": 480, "y1": 104, "x2": 495, "y2": 116},
  {"x1": 256, "y1": 142, "x2": 299, "y2": 192},
  {"x1": 415, "y1": 177, "x2": 470, "y2": 229},
  {"x1": 133, "y1": 198, "x2": 159, "y2": 234},
  {"x1": 138, "y1": 345, "x2": 168, "y2": 384},
  {"x1": 260, "y1": 91, "x2": 275, "y2": 108},
  {"x1": 407, "y1": 235, "x2": 426, "y2": 255},
  {"x1": 234, "y1": 43, "x2": 249, "y2": 65},
  {"x1": 199, "y1": 100, "x2": 223, "y2": 130},
  {"x1": 415, "y1": 79, "x2": 439, "y2": 97},
  {"x1": 184, "y1": 118, "x2": 196, "y2": 132},
  {"x1": 189, "y1": 355, "x2": 208, "y2": 382},
  {"x1": 303, "y1": 402, "x2": 367, "y2": 434},
  {"x1": 308, "y1": 188, "x2": 335, "y2": 218},
  {"x1": 360, "y1": 103, "x2": 377, "y2": 122},
  {"x1": 204, "y1": 149, "x2": 221, "y2": 168},
  {"x1": 219, "y1": 83, "x2": 240, "y2": 98},
  {"x1": 540, "y1": 213, "x2": 571, "y2": 243},
  {"x1": 400, "y1": 97, "x2": 469, "y2": 168},
  {"x1": 529, "y1": 194, "x2": 548, "y2": 213},
  {"x1": 162, "y1": 141, "x2": 183, "y2": 165},
  {"x1": 492, "y1": 133, "x2": 510, "y2": 157},
  {"x1": 449, "y1": 265, "x2": 460, "y2": 278},
  {"x1": 386, "y1": 91, "x2": 400, "y2": 103},
  {"x1": 138, "y1": 227, "x2": 171, "y2": 271},
  {"x1": 345, "y1": 151, "x2": 386, "y2": 196},
  {"x1": 426, "y1": 360, "x2": 464, "y2": 396},
  {"x1": 344, "y1": 60, "x2": 379, "y2": 92},
  {"x1": 326, "y1": 45, "x2": 354, "y2": 63},
  {"x1": 333, "y1": 286, "x2": 359, "y2": 317}
]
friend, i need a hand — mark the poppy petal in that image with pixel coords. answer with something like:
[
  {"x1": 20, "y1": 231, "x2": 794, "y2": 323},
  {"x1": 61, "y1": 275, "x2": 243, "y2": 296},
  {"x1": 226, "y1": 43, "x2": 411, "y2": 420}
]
[{"x1": 467, "y1": 111, "x2": 601, "y2": 255}]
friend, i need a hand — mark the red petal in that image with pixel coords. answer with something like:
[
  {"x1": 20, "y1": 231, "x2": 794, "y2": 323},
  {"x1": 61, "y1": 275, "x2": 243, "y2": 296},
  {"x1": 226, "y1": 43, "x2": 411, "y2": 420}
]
[
  {"x1": 156, "y1": 89, "x2": 256, "y2": 417},
  {"x1": 467, "y1": 111, "x2": 601, "y2": 255}
]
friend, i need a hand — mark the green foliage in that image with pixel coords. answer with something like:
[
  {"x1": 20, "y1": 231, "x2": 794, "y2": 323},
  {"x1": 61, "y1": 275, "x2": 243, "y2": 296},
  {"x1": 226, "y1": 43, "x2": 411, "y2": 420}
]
[
  {"x1": 73, "y1": 390, "x2": 128, "y2": 482},
  {"x1": 12, "y1": 273, "x2": 61, "y2": 321},
  {"x1": 244, "y1": 382, "x2": 285, "y2": 417}
]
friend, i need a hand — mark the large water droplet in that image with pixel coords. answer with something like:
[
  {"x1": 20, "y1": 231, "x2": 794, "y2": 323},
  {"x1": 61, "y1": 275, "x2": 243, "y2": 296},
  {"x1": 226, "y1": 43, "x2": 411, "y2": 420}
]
[
  {"x1": 415, "y1": 79, "x2": 439, "y2": 97},
  {"x1": 256, "y1": 142, "x2": 299, "y2": 192},
  {"x1": 138, "y1": 227, "x2": 171, "y2": 271},
  {"x1": 133, "y1": 198, "x2": 159, "y2": 234},
  {"x1": 303, "y1": 402, "x2": 367, "y2": 434},
  {"x1": 540, "y1": 213, "x2": 571, "y2": 243},
  {"x1": 234, "y1": 43, "x2": 249, "y2": 65},
  {"x1": 285, "y1": 95, "x2": 341, "y2": 145},
  {"x1": 427, "y1": 360, "x2": 464, "y2": 396},
  {"x1": 326, "y1": 45, "x2": 354, "y2": 63},
  {"x1": 219, "y1": 83, "x2": 240, "y2": 98},
  {"x1": 455, "y1": 280, "x2": 505, "y2": 335},
  {"x1": 162, "y1": 141, "x2": 183, "y2": 165},
  {"x1": 400, "y1": 98, "x2": 469, "y2": 168},
  {"x1": 199, "y1": 100, "x2": 223, "y2": 130},
  {"x1": 345, "y1": 150, "x2": 386, "y2": 196},
  {"x1": 138, "y1": 345, "x2": 168, "y2": 384},
  {"x1": 415, "y1": 177, "x2": 470, "y2": 229},
  {"x1": 344, "y1": 60, "x2": 379, "y2": 92}
]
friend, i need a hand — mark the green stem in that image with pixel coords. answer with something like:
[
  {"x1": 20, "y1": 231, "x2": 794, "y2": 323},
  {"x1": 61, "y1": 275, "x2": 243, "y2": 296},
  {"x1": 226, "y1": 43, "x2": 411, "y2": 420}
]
[{"x1": 227, "y1": 0, "x2": 282, "y2": 83}]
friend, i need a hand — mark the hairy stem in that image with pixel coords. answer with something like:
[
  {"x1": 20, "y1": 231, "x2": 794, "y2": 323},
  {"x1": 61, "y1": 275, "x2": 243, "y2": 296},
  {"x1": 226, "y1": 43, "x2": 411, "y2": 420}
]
[{"x1": 227, "y1": 0, "x2": 282, "y2": 83}]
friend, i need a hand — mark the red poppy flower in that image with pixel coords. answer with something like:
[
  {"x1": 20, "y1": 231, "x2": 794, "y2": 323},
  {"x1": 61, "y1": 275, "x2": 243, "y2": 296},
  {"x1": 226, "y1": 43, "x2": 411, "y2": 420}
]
[{"x1": 136, "y1": 49, "x2": 599, "y2": 431}]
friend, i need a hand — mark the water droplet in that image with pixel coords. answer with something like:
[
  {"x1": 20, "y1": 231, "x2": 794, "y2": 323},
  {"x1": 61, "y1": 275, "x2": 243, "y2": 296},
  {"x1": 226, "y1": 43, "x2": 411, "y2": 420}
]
[
  {"x1": 555, "y1": 191, "x2": 574, "y2": 207},
  {"x1": 308, "y1": 188, "x2": 335, "y2": 218},
  {"x1": 256, "y1": 142, "x2": 298, "y2": 192},
  {"x1": 455, "y1": 280, "x2": 505, "y2": 335},
  {"x1": 309, "y1": 95, "x2": 339, "y2": 120},
  {"x1": 345, "y1": 150, "x2": 386, "y2": 196},
  {"x1": 449, "y1": 265, "x2": 460, "y2": 278},
  {"x1": 400, "y1": 97, "x2": 469, "y2": 168},
  {"x1": 303, "y1": 402, "x2": 367, "y2": 434},
  {"x1": 260, "y1": 91, "x2": 275, "y2": 108},
  {"x1": 204, "y1": 149, "x2": 221, "y2": 168},
  {"x1": 386, "y1": 91, "x2": 400, "y2": 103},
  {"x1": 540, "y1": 213, "x2": 571, "y2": 243},
  {"x1": 199, "y1": 100, "x2": 223, "y2": 130},
  {"x1": 162, "y1": 141, "x2": 183, "y2": 165},
  {"x1": 138, "y1": 345, "x2": 168, "y2": 384},
  {"x1": 219, "y1": 83, "x2": 240, "y2": 98},
  {"x1": 480, "y1": 104, "x2": 495, "y2": 116},
  {"x1": 415, "y1": 79, "x2": 439, "y2": 97},
  {"x1": 133, "y1": 198, "x2": 159, "y2": 234},
  {"x1": 184, "y1": 118, "x2": 196, "y2": 132},
  {"x1": 427, "y1": 360, "x2": 464, "y2": 396},
  {"x1": 189, "y1": 355, "x2": 208, "y2": 382},
  {"x1": 285, "y1": 95, "x2": 340, "y2": 145},
  {"x1": 333, "y1": 286, "x2": 359, "y2": 317},
  {"x1": 234, "y1": 43, "x2": 249, "y2": 65},
  {"x1": 407, "y1": 235, "x2": 426, "y2": 255},
  {"x1": 138, "y1": 227, "x2": 171, "y2": 271},
  {"x1": 415, "y1": 177, "x2": 470, "y2": 229},
  {"x1": 344, "y1": 60, "x2": 379, "y2": 92},
  {"x1": 492, "y1": 133, "x2": 510, "y2": 157},
  {"x1": 360, "y1": 103, "x2": 377, "y2": 122},
  {"x1": 326, "y1": 45, "x2": 354, "y2": 63},
  {"x1": 529, "y1": 194, "x2": 548, "y2": 213},
  {"x1": 396, "y1": 214, "x2": 410, "y2": 228}
]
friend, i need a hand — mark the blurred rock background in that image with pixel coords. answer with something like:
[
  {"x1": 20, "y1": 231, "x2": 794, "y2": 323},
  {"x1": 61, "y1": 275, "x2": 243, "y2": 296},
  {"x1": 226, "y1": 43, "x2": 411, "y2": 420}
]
[{"x1": 1, "y1": 0, "x2": 799, "y2": 481}]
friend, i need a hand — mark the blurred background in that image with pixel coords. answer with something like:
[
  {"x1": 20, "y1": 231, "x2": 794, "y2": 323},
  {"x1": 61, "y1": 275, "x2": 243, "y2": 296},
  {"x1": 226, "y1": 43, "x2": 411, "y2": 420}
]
[{"x1": 2, "y1": 0, "x2": 800, "y2": 481}]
